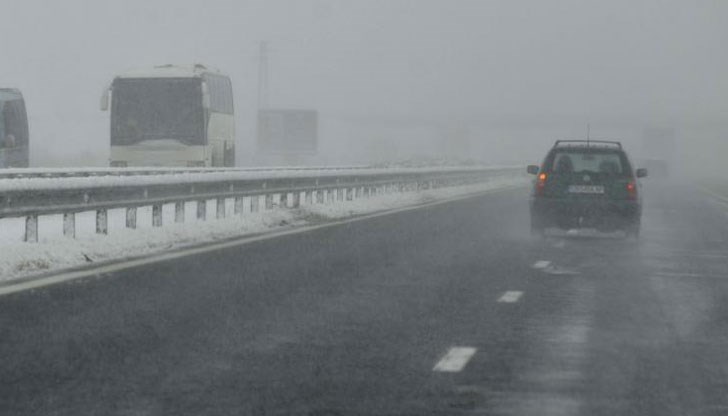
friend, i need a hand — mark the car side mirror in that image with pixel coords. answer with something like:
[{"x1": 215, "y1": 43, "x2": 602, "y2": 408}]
[
  {"x1": 636, "y1": 168, "x2": 648, "y2": 178},
  {"x1": 527, "y1": 165, "x2": 540, "y2": 175}
]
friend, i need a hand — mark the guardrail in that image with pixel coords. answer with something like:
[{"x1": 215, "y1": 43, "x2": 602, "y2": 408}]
[
  {"x1": 0, "y1": 165, "x2": 373, "y2": 180},
  {"x1": 0, "y1": 166, "x2": 523, "y2": 242}
]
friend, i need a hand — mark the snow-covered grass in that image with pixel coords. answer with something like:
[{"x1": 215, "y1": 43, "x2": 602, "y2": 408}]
[{"x1": 0, "y1": 174, "x2": 529, "y2": 282}]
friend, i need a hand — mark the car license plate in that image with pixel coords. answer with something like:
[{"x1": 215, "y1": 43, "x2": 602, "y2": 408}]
[{"x1": 568, "y1": 185, "x2": 604, "y2": 194}]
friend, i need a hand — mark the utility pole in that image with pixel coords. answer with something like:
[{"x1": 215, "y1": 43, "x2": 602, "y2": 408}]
[
  {"x1": 257, "y1": 41, "x2": 269, "y2": 110},
  {"x1": 587, "y1": 123, "x2": 591, "y2": 145}
]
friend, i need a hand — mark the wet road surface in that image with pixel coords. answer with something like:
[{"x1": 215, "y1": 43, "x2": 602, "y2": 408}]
[{"x1": 2, "y1": 184, "x2": 728, "y2": 415}]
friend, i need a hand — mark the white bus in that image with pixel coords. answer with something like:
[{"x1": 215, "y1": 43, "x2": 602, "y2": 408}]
[
  {"x1": 101, "y1": 64, "x2": 235, "y2": 167},
  {"x1": 0, "y1": 88, "x2": 29, "y2": 168}
]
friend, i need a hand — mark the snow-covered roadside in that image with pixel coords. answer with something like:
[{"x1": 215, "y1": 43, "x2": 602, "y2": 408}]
[{"x1": 0, "y1": 175, "x2": 529, "y2": 282}]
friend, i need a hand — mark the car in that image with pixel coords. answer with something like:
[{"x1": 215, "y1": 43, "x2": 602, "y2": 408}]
[{"x1": 527, "y1": 140, "x2": 647, "y2": 237}]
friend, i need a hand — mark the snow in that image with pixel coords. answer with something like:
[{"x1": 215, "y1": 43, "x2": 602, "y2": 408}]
[
  {"x1": 0, "y1": 166, "x2": 520, "y2": 192},
  {"x1": 0, "y1": 173, "x2": 529, "y2": 282},
  {"x1": 115, "y1": 64, "x2": 226, "y2": 79}
]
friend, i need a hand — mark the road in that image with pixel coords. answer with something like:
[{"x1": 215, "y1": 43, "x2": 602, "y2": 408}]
[{"x1": 1, "y1": 183, "x2": 728, "y2": 415}]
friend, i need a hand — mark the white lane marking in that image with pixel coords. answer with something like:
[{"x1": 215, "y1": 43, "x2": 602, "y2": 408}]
[
  {"x1": 498, "y1": 291, "x2": 523, "y2": 303},
  {"x1": 0, "y1": 186, "x2": 524, "y2": 297},
  {"x1": 433, "y1": 347, "x2": 477, "y2": 372},
  {"x1": 532, "y1": 260, "x2": 551, "y2": 269},
  {"x1": 544, "y1": 267, "x2": 580, "y2": 276}
]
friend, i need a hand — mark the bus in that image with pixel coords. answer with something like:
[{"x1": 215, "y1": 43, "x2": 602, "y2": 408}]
[
  {"x1": 101, "y1": 64, "x2": 235, "y2": 167},
  {"x1": 0, "y1": 88, "x2": 29, "y2": 168}
]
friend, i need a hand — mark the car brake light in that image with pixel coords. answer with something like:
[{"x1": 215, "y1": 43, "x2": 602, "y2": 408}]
[
  {"x1": 536, "y1": 172, "x2": 547, "y2": 195},
  {"x1": 626, "y1": 180, "x2": 637, "y2": 200}
]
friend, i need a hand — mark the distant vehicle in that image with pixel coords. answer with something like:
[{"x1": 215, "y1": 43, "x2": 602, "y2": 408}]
[
  {"x1": 527, "y1": 140, "x2": 648, "y2": 237},
  {"x1": 639, "y1": 158, "x2": 669, "y2": 179},
  {"x1": 101, "y1": 64, "x2": 235, "y2": 167},
  {"x1": 642, "y1": 127, "x2": 676, "y2": 165},
  {"x1": 0, "y1": 88, "x2": 29, "y2": 168}
]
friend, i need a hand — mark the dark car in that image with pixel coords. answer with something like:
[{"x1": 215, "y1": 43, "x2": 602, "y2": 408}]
[{"x1": 527, "y1": 140, "x2": 647, "y2": 237}]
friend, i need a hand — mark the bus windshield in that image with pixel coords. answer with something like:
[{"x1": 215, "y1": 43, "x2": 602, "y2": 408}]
[
  {"x1": 0, "y1": 91, "x2": 30, "y2": 168},
  {"x1": 111, "y1": 78, "x2": 205, "y2": 146}
]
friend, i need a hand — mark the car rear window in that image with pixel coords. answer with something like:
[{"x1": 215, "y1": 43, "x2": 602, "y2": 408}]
[{"x1": 548, "y1": 151, "x2": 627, "y2": 175}]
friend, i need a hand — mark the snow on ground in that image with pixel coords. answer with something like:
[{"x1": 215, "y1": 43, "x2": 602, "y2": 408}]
[
  {"x1": 0, "y1": 174, "x2": 529, "y2": 282},
  {"x1": 0, "y1": 165, "x2": 519, "y2": 192}
]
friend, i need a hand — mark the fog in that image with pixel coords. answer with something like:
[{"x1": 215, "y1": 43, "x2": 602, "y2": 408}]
[{"x1": 1, "y1": 0, "x2": 726, "y2": 174}]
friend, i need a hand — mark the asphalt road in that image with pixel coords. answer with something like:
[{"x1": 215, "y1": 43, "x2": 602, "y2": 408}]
[{"x1": 2, "y1": 183, "x2": 728, "y2": 415}]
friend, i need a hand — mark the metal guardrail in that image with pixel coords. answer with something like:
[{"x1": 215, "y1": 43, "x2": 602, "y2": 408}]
[
  {"x1": 0, "y1": 167, "x2": 522, "y2": 242},
  {"x1": 0, "y1": 165, "x2": 373, "y2": 180}
]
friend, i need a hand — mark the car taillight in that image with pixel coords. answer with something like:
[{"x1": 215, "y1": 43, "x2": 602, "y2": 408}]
[
  {"x1": 626, "y1": 180, "x2": 637, "y2": 200},
  {"x1": 536, "y1": 172, "x2": 547, "y2": 196}
]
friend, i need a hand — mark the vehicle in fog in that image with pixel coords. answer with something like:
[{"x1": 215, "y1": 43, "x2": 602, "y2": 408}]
[
  {"x1": 527, "y1": 140, "x2": 647, "y2": 237},
  {"x1": 0, "y1": 88, "x2": 29, "y2": 168},
  {"x1": 639, "y1": 158, "x2": 670, "y2": 179},
  {"x1": 101, "y1": 64, "x2": 235, "y2": 167}
]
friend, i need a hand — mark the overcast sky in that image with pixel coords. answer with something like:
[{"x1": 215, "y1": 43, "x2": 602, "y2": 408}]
[{"x1": 1, "y1": 0, "x2": 726, "y2": 166}]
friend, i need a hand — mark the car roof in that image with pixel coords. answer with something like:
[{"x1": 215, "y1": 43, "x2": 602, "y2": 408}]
[{"x1": 552, "y1": 140, "x2": 622, "y2": 150}]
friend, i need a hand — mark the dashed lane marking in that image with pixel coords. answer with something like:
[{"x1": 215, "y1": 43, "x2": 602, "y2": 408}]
[
  {"x1": 532, "y1": 260, "x2": 551, "y2": 269},
  {"x1": 498, "y1": 291, "x2": 524, "y2": 303},
  {"x1": 433, "y1": 347, "x2": 477, "y2": 372}
]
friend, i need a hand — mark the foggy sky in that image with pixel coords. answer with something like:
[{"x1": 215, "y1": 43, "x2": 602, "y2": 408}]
[{"x1": 1, "y1": 0, "x2": 727, "y2": 167}]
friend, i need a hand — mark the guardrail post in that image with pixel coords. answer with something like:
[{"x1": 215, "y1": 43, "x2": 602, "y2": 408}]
[
  {"x1": 63, "y1": 212, "x2": 75, "y2": 238},
  {"x1": 346, "y1": 188, "x2": 353, "y2": 201},
  {"x1": 152, "y1": 204, "x2": 163, "y2": 227},
  {"x1": 292, "y1": 192, "x2": 301, "y2": 208},
  {"x1": 337, "y1": 188, "x2": 344, "y2": 202},
  {"x1": 175, "y1": 202, "x2": 185, "y2": 223},
  {"x1": 234, "y1": 197, "x2": 244, "y2": 215},
  {"x1": 327, "y1": 189, "x2": 334, "y2": 204},
  {"x1": 197, "y1": 200, "x2": 207, "y2": 220},
  {"x1": 305, "y1": 191, "x2": 313, "y2": 205},
  {"x1": 250, "y1": 196, "x2": 259, "y2": 213},
  {"x1": 265, "y1": 194, "x2": 273, "y2": 210},
  {"x1": 216, "y1": 198, "x2": 226, "y2": 219},
  {"x1": 316, "y1": 190, "x2": 324, "y2": 204},
  {"x1": 126, "y1": 207, "x2": 137, "y2": 229},
  {"x1": 96, "y1": 209, "x2": 108, "y2": 235},
  {"x1": 25, "y1": 215, "x2": 38, "y2": 243},
  {"x1": 280, "y1": 192, "x2": 288, "y2": 209}
]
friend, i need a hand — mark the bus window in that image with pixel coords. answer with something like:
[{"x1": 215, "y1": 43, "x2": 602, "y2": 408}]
[
  {"x1": 111, "y1": 78, "x2": 205, "y2": 146},
  {"x1": 0, "y1": 92, "x2": 30, "y2": 168},
  {"x1": 2, "y1": 100, "x2": 29, "y2": 148}
]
